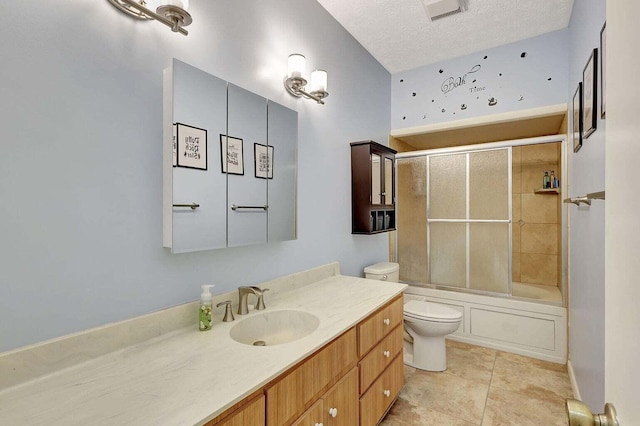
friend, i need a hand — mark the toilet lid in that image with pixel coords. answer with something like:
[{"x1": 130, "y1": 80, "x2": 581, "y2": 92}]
[{"x1": 404, "y1": 300, "x2": 462, "y2": 321}]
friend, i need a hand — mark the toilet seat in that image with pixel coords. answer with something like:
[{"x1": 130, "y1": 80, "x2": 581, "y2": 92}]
[{"x1": 404, "y1": 300, "x2": 462, "y2": 323}]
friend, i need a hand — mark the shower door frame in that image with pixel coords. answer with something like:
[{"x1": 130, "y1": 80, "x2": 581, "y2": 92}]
[
  {"x1": 427, "y1": 147, "x2": 512, "y2": 296},
  {"x1": 394, "y1": 134, "x2": 568, "y2": 307}
]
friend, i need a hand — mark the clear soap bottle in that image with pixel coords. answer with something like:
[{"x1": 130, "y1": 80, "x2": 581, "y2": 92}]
[
  {"x1": 550, "y1": 171, "x2": 557, "y2": 188},
  {"x1": 543, "y1": 171, "x2": 550, "y2": 189},
  {"x1": 199, "y1": 285, "x2": 214, "y2": 331}
]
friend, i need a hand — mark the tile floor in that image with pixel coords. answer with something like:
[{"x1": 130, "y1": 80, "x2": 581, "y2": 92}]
[{"x1": 381, "y1": 340, "x2": 573, "y2": 425}]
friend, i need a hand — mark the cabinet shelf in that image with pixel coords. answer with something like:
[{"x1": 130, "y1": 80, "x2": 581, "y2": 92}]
[{"x1": 534, "y1": 188, "x2": 560, "y2": 194}]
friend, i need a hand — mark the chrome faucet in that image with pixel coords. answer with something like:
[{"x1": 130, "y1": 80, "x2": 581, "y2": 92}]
[{"x1": 237, "y1": 286, "x2": 270, "y2": 315}]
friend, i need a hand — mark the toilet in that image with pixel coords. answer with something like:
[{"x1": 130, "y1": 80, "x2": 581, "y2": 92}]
[{"x1": 364, "y1": 262, "x2": 463, "y2": 372}]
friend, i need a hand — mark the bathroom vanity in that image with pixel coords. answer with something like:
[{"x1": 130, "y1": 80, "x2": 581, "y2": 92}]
[{"x1": 0, "y1": 264, "x2": 406, "y2": 425}]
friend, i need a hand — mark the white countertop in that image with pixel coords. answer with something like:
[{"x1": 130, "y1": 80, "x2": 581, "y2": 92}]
[{"x1": 0, "y1": 275, "x2": 406, "y2": 425}]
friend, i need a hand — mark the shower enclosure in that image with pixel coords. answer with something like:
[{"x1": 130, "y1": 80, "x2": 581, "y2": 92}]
[{"x1": 395, "y1": 137, "x2": 565, "y2": 306}]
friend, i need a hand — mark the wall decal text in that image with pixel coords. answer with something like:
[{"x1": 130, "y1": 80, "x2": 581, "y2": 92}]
[{"x1": 441, "y1": 65, "x2": 481, "y2": 94}]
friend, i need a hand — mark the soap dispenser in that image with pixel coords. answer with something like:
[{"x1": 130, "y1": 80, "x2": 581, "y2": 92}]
[{"x1": 199, "y1": 285, "x2": 214, "y2": 331}]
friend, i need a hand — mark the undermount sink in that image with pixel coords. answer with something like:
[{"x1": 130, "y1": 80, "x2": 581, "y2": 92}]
[{"x1": 229, "y1": 309, "x2": 320, "y2": 346}]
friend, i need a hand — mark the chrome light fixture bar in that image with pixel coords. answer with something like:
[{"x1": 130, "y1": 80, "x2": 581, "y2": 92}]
[
  {"x1": 284, "y1": 54, "x2": 329, "y2": 105},
  {"x1": 108, "y1": 0, "x2": 192, "y2": 36}
]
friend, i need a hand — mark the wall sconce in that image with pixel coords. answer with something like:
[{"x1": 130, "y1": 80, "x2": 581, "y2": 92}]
[
  {"x1": 108, "y1": 0, "x2": 192, "y2": 36},
  {"x1": 284, "y1": 54, "x2": 329, "y2": 105}
]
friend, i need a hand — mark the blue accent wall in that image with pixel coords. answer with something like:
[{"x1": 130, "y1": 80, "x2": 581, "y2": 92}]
[
  {"x1": 0, "y1": 0, "x2": 391, "y2": 352},
  {"x1": 391, "y1": 30, "x2": 568, "y2": 129}
]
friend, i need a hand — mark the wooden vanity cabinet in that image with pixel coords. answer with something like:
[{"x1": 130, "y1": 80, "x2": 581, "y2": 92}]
[
  {"x1": 207, "y1": 295, "x2": 404, "y2": 426},
  {"x1": 291, "y1": 368, "x2": 359, "y2": 426},
  {"x1": 357, "y1": 295, "x2": 404, "y2": 426},
  {"x1": 350, "y1": 140, "x2": 397, "y2": 234},
  {"x1": 265, "y1": 328, "x2": 357, "y2": 426},
  {"x1": 321, "y1": 367, "x2": 359, "y2": 426}
]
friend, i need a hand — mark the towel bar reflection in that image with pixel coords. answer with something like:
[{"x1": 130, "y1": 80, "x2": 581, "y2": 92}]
[
  {"x1": 173, "y1": 203, "x2": 200, "y2": 210},
  {"x1": 563, "y1": 191, "x2": 605, "y2": 206},
  {"x1": 231, "y1": 204, "x2": 268, "y2": 211}
]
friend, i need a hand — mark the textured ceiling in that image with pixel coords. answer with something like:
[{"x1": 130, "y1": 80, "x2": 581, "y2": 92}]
[{"x1": 316, "y1": 0, "x2": 575, "y2": 74}]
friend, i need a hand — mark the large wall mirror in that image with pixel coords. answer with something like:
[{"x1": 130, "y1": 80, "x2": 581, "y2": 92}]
[{"x1": 163, "y1": 59, "x2": 297, "y2": 253}]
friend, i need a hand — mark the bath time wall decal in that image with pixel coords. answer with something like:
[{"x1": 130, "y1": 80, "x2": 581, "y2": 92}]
[
  {"x1": 440, "y1": 64, "x2": 482, "y2": 94},
  {"x1": 391, "y1": 30, "x2": 567, "y2": 128}
]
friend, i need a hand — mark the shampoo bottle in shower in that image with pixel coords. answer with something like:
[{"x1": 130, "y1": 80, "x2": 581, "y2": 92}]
[
  {"x1": 199, "y1": 285, "x2": 214, "y2": 331},
  {"x1": 543, "y1": 171, "x2": 550, "y2": 189}
]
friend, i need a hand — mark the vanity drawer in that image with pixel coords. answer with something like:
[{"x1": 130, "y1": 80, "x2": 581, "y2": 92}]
[
  {"x1": 359, "y1": 354, "x2": 404, "y2": 426},
  {"x1": 266, "y1": 328, "x2": 357, "y2": 426},
  {"x1": 357, "y1": 295, "x2": 403, "y2": 357},
  {"x1": 358, "y1": 324, "x2": 403, "y2": 394}
]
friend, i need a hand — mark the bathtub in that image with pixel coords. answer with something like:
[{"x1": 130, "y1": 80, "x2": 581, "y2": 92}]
[
  {"x1": 511, "y1": 282, "x2": 562, "y2": 302},
  {"x1": 404, "y1": 285, "x2": 567, "y2": 363}
]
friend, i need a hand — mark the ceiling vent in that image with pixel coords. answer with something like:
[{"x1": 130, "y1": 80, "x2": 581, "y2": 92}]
[{"x1": 422, "y1": 0, "x2": 466, "y2": 21}]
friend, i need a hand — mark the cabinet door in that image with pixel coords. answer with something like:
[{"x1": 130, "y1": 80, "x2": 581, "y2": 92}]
[
  {"x1": 291, "y1": 400, "x2": 324, "y2": 426},
  {"x1": 216, "y1": 395, "x2": 265, "y2": 426},
  {"x1": 266, "y1": 100, "x2": 297, "y2": 242},
  {"x1": 227, "y1": 83, "x2": 268, "y2": 247},
  {"x1": 266, "y1": 329, "x2": 356, "y2": 426},
  {"x1": 382, "y1": 155, "x2": 394, "y2": 206},
  {"x1": 167, "y1": 59, "x2": 227, "y2": 253},
  {"x1": 371, "y1": 152, "x2": 382, "y2": 205},
  {"x1": 322, "y1": 368, "x2": 359, "y2": 426}
]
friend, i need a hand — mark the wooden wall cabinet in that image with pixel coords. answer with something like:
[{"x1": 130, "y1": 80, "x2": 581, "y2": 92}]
[{"x1": 350, "y1": 141, "x2": 397, "y2": 234}]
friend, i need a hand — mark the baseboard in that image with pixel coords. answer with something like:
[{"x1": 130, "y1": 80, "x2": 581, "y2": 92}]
[{"x1": 567, "y1": 359, "x2": 581, "y2": 400}]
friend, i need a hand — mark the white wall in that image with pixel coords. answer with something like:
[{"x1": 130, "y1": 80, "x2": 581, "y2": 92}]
[
  {"x1": 0, "y1": 0, "x2": 391, "y2": 352},
  {"x1": 567, "y1": 0, "x2": 607, "y2": 410},
  {"x1": 391, "y1": 30, "x2": 568, "y2": 129}
]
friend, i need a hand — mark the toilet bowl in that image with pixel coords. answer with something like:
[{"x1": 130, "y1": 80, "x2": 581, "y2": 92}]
[
  {"x1": 364, "y1": 262, "x2": 463, "y2": 372},
  {"x1": 403, "y1": 300, "x2": 462, "y2": 371}
]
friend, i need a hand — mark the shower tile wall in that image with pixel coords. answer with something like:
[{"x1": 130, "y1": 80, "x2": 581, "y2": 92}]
[{"x1": 512, "y1": 143, "x2": 562, "y2": 288}]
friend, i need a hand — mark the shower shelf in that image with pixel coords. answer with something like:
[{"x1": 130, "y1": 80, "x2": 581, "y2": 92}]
[{"x1": 534, "y1": 188, "x2": 560, "y2": 194}]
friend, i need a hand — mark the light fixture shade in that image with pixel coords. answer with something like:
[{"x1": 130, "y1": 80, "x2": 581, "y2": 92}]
[
  {"x1": 309, "y1": 69, "x2": 328, "y2": 93},
  {"x1": 162, "y1": 0, "x2": 189, "y2": 10},
  {"x1": 287, "y1": 54, "x2": 306, "y2": 79}
]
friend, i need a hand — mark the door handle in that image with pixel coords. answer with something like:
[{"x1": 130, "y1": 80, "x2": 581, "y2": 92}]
[{"x1": 566, "y1": 399, "x2": 619, "y2": 426}]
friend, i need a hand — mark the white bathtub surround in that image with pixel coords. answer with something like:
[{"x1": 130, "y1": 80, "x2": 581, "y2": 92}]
[
  {"x1": 405, "y1": 286, "x2": 567, "y2": 364},
  {"x1": 0, "y1": 263, "x2": 406, "y2": 425}
]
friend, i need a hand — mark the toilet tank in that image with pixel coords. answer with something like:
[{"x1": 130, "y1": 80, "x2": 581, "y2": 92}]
[{"x1": 364, "y1": 262, "x2": 399, "y2": 283}]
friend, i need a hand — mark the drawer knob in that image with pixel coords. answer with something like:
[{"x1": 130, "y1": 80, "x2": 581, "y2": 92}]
[
  {"x1": 329, "y1": 407, "x2": 338, "y2": 418},
  {"x1": 383, "y1": 350, "x2": 390, "y2": 358},
  {"x1": 383, "y1": 318, "x2": 390, "y2": 326},
  {"x1": 384, "y1": 389, "x2": 391, "y2": 397}
]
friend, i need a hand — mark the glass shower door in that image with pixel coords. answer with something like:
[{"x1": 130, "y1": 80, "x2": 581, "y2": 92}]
[{"x1": 428, "y1": 148, "x2": 511, "y2": 294}]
